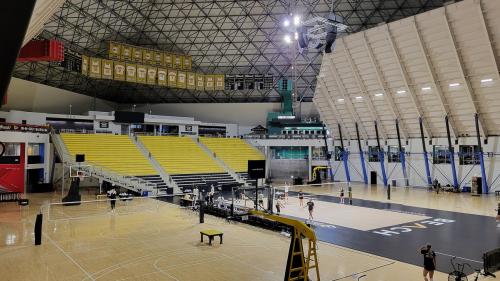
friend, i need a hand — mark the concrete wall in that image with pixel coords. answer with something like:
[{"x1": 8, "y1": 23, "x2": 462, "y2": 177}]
[{"x1": 3, "y1": 78, "x2": 116, "y2": 114}]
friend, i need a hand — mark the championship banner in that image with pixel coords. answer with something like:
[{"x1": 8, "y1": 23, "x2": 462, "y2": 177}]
[
  {"x1": 109, "y1": 42, "x2": 121, "y2": 59},
  {"x1": 101, "y1": 59, "x2": 113, "y2": 80},
  {"x1": 205, "y1": 75, "x2": 215, "y2": 91},
  {"x1": 157, "y1": 68, "x2": 167, "y2": 86},
  {"x1": 113, "y1": 61, "x2": 126, "y2": 81},
  {"x1": 143, "y1": 49, "x2": 153, "y2": 64},
  {"x1": 147, "y1": 67, "x2": 157, "y2": 85},
  {"x1": 153, "y1": 51, "x2": 163, "y2": 66},
  {"x1": 174, "y1": 55, "x2": 183, "y2": 69},
  {"x1": 137, "y1": 65, "x2": 147, "y2": 84},
  {"x1": 196, "y1": 74, "x2": 204, "y2": 90},
  {"x1": 132, "y1": 47, "x2": 143, "y2": 63},
  {"x1": 183, "y1": 56, "x2": 192, "y2": 70},
  {"x1": 121, "y1": 45, "x2": 132, "y2": 61},
  {"x1": 126, "y1": 63, "x2": 137, "y2": 82},
  {"x1": 89, "y1": 57, "x2": 101, "y2": 78},
  {"x1": 164, "y1": 53, "x2": 173, "y2": 68},
  {"x1": 168, "y1": 69, "x2": 177, "y2": 87},
  {"x1": 81, "y1": 55, "x2": 89, "y2": 75},
  {"x1": 215, "y1": 74, "x2": 225, "y2": 90},
  {"x1": 177, "y1": 71, "x2": 186, "y2": 89},
  {"x1": 187, "y1": 72, "x2": 196, "y2": 90}
]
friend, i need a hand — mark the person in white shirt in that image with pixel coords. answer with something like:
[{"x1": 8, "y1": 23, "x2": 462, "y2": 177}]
[{"x1": 284, "y1": 182, "x2": 289, "y2": 203}]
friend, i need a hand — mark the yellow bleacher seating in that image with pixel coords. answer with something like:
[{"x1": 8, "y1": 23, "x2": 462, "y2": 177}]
[
  {"x1": 199, "y1": 137, "x2": 264, "y2": 172},
  {"x1": 139, "y1": 136, "x2": 224, "y2": 175},
  {"x1": 60, "y1": 133, "x2": 157, "y2": 176}
]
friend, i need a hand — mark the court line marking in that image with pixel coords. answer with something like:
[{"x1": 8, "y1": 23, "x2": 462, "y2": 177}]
[
  {"x1": 43, "y1": 232, "x2": 96, "y2": 281},
  {"x1": 331, "y1": 261, "x2": 396, "y2": 280}
]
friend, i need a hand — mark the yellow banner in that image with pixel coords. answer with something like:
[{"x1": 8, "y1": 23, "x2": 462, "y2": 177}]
[
  {"x1": 102, "y1": 59, "x2": 113, "y2": 80},
  {"x1": 126, "y1": 63, "x2": 137, "y2": 82},
  {"x1": 183, "y1": 56, "x2": 192, "y2": 71},
  {"x1": 168, "y1": 69, "x2": 177, "y2": 87},
  {"x1": 215, "y1": 75, "x2": 225, "y2": 90},
  {"x1": 109, "y1": 42, "x2": 121, "y2": 59},
  {"x1": 196, "y1": 74, "x2": 204, "y2": 91},
  {"x1": 113, "y1": 61, "x2": 126, "y2": 81},
  {"x1": 187, "y1": 72, "x2": 196, "y2": 90},
  {"x1": 205, "y1": 75, "x2": 215, "y2": 90},
  {"x1": 132, "y1": 47, "x2": 143, "y2": 63},
  {"x1": 177, "y1": 71, "x2": 186, "y2": 89},
  {"x1": 89, "y1": 57, "x2": 101, "y2": 78},
  {"x1": 143, "y1": 49, "x2": 153, "y2": 64},
  {"x1": 137, "y1": 65, "x2": 147, "y2": 84},
  {"x1": 153, "y1": 51, "x2": 163, "y2": 66},
  {"x1": 164, "y1": 53, "x2": 173, "y2": 68},
  {"x1": 174, "y1": 55, "x2": 183, "y2": 69},
  {"x1": 147, "y1": 67, "x2": 157, "y2": 85},
  {"x1": 158, "y1": 68, "x2": 167, "y2": 86},
  {"x1": 81, "y1": 55, "x2": 89, "y2": 75},
  {"x1": 121, "y1": 45, "x2": 132, "y2": 61}
]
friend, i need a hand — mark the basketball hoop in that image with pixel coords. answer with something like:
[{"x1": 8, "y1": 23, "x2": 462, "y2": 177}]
[{"x1": 70, "y1": 164, "x2": 91, "y2": 179}]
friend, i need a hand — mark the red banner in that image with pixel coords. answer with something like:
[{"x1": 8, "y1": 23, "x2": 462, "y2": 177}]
[{"x1": 0, "y1": 143, "x2": 24, "y2": 193}]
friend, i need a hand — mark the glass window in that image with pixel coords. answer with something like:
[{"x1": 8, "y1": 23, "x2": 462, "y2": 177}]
[
  {"x1": 433, "y1": 145, "x2": 451, "y2": 164},
  {"x1": 387, "y1": 146, "x2": 401, "y2": 163},
  {"x1": 459, "y1": 145, "x2": 480, "y2": 165},
  {"x1": 28, "y1": 144, "x2": 41, "y2": 156},
  {"x1": 3, "y1": 143, "x2": 20, "y2": 156},
  {"x1": 368, "y1": 146, "x2": 380, "y2": 162},
  {"x1": 334, "y1": 146, "x2": 343, "y2": 161}
]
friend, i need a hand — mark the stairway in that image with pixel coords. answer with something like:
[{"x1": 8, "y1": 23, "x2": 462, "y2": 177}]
[
  {"x1": 237, "y1": 172, "x2": 255, "y2": 186},
  {"x1": 171, "y1": 173, "x2": 240, "y2": 192},
  {"x1": 136, "y1": 175, "x2": 172, "y2": 194}
]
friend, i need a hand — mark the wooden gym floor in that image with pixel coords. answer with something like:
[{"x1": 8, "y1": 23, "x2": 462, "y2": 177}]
[{"x1": 0, "y1": 184, "x2": 497, "y2": 281}]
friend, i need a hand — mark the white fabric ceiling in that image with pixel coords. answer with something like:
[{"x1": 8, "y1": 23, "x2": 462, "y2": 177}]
[{"x1": 314, "y1": 0, "x2": 500, "y2": 139}]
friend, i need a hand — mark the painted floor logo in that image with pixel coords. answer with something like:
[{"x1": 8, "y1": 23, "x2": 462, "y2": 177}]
[{"x1": 372, "y1": 218, "x2": 455, "y2": 236}]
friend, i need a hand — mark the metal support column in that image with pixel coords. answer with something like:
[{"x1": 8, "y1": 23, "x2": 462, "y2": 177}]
[
  {"x1": 356, "y1": 123, "x2": 368, "y2": 184},
  {"x1": 419, "y1": 117, "x2": 432, "y2": 186},
  {"x1": 445, "y1": 115, "x2": 459, "y2": 190},
  {"x1": 396, "y1": 119, "x2": 408, "y2": 186},
  {"x1": 375, "y1": 121, "x2": 388, "y2": 186},
  {"x1": 475, "y1": 113, "x2": 488, "y2": 194},
  {"x1": 338, "y1": 124, "x2": 351, "y2": 183}
]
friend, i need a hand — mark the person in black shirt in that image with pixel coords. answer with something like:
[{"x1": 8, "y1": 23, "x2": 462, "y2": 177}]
[
  {"x1": 305, "y1": 199, "x2": 314, "y2": 220},
  {"x1": 496, "y1": 203, "x2": 500, "y2": 228},
  {"x1": 420, "y1": 244, "x2": 436, "y2": 281},
  {"x1": 298, "y1": 190, "x2": 304, "y2": 207},
  {"x1": 107, "y1": 188, "x2": 117, "y2": 212}
]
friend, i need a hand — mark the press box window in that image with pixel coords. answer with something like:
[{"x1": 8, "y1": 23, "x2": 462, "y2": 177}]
[
  {"x1": 459, "y1": 145, "x2": 480, "y2": 165},
  {"x1": 368, "y1": 146, "x2": 380, "y2": 162},
  {"x1": 387, "y1": 146, "x2": 403, "y2": 163},
  {"x1": 433, "y1": 145, "x2": 451, "y2": 164}
]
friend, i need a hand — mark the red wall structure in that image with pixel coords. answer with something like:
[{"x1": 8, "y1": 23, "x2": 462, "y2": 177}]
[{"x1": 0, "y1": 143, "x2": 25, "y2": 193}]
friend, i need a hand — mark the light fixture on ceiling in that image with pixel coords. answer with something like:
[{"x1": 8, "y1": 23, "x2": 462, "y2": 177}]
[
  {"x1": 283, "y1": 19, "x2": 290, "y2": 27},
  {"x1": 421, "y1": 86, "x2": 432, "y2": 91},
  {"x1": 355, "y1": 96, "x2": 363, "y2": 100},
  {"x1": 284, "y1": 34, "x2": 292, "y2": 44},
  {"x1": 449, "y1": 83, "x2": 460, "y2": 87},
  {"x1": 337, "y1": 98, "x2": 344, "y2": 102},
  {"x1": 374, "y1": 93, "x2": 383, "y2": 97},
  {"x1": 294, "y1": 15, "x2": 301, "y2": 26},
  {"x1": 294, "y1": 32, "x2": 299, "y2": 40},
  {"x1": 397, "y1": 90, "x2": 406, "y2": 94},
  {"x1": 481, "y1": 78, "x2": 493, "y2": 83}
]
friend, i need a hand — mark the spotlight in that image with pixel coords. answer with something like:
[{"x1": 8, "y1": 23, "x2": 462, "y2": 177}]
[
  {"x1": 294, "y1": 15, "x2": 301, "y2": 26},
  {"x1": 294, "y1": 32, "x2": 299, "y2": 40},
  {"x1": 284, "y1": 35, "x2": 292, "y2": 44},
  {"x1": 449, "y1": 83, "x2": 460, "y2": 87},
  {"x1": 283, "y1": 19, "x2": 290, "y2": 27}
]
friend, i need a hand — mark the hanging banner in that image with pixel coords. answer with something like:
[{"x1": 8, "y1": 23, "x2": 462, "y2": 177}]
[
  {"x1": 121, "y1": 45, "x2": 132, "y2": 61},
  {"x1": 102, "y1": 59, "x2": 113, "y2": 80},
  {"x1": 177, "y1": 71, "x2": 187, "y2": 89},
  {"x1": 113, "y1": 61, "x2": 126, "y2": 81},
  {"x1": 137, "y1": 65, "x2": 147, "y2": 84},
  {"x1": 174, "y1": 55, "x2": 183, "y2": 69},
  {"x1": 143, "y1": 49, "x2": 153, "y2": 64},
  {"x1": 205, "y1": 75, "x2": 215, "y2": 90},
  {"x1": 183, "y1": 56, "x2": 192, "y2": 71},
  {"x1": 89, "y1": 57, "x2": 102, "y2": 78},
  {"x1": 109, "y1": 42, "x2": 121, "y2": 59},
  {"x1": 196, "y1": 74, "x2": 205, "y2": 91},
  {"x1": 153, "y1": 51, "x2": 163, "y2": 66},
  {"x1": 81, "y1": 55, "x2": 89, "y2": 75},
  {"x1": 187, "y1": 72, "x2": 196, "y2": 90},
  {"x1": 132, "y1": 47, "x2": 143, "y2": 63},
  {"x1": 126, "y1": 63, "x2": 137, "y2": 82},
  {"x1": 215, "y1": 74, "x2": 225, "y2": 90},
  {"x1": 158, "y1": 68, "x2": 167, "y2": 86},
  {"x1": 168, "y1": 69, "x2": 177, "y2": 87},
  {"x1": 164, "y1": 53, "x2": 173, "y2": 68},
  {"x1": 147, "y1": 67, "x2": 157, "y2": 85}
]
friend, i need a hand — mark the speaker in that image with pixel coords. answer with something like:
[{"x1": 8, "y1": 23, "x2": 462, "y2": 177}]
[
  {"x1": 324, "y1": 31, "x2": 337, "y2": 53},
  {"x1": 297, "y1": 27, "x2": 308, "y2": 49},
  {"x1": 76, "y1": 154, "x2": 85, "y2": 162},
  {"x1": 248, "y1": 160, "x2": 266, "y2": 179}
]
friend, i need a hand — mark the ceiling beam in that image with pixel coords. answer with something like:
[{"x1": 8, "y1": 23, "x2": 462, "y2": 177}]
[
  {"x1": 362, "y1": 31, "x2": 407, "y2": 140},
  {"x1": 443, "y1": 8, "x2": 488, "y2": 137},
  {"x1": 326, "y1": 60, "x2": 369, "y2": 140},
  {"x1": 318, "y1": 78, "x2": 353, "y2": 140},
  {"x1": 412, "y1": 17, "x2": 457, "y2": 138},
  {"x1": 341, "y1": 37, "x2": 387, "y2": 140},
  {"x1": 385, "y1": 24, "x2": 433, "y2": 139}
]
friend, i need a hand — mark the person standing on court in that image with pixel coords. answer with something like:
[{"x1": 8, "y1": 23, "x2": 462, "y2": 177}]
[
  {"x1": 107, "y1": 187, "x2": 117, "y2": 212},
  {"x1": 340, "y1": 187, "x2": 345, "y2": 204},
  {"x1": 420, "y1": 244, "x2": 436, "y2": 281},
  {"x1": 496, "y1": 203, "x2": 500, "y2": 228},
  {"x1": 275, "y1": 196, "x2": 284, "y2": 214},
  {"x1": 298, "y1": 189, "x2": 304, "y2": 207},
  {"x1": 305, "y1": 198, "x2": 315, "y2": 221},
  {"x1": 284, "y1": 182, "x2": 289, "y2": 203}
]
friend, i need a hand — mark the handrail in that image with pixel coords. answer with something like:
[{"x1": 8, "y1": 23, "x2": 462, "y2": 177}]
[{"x1": 249, "y1": 210, "x2": 317, "y2": 241}]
